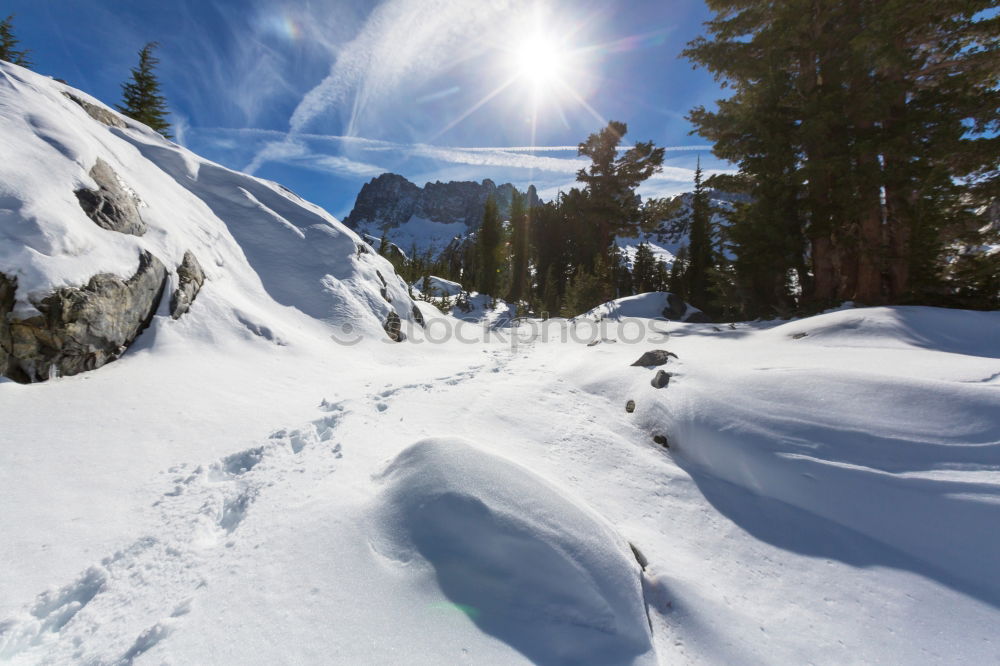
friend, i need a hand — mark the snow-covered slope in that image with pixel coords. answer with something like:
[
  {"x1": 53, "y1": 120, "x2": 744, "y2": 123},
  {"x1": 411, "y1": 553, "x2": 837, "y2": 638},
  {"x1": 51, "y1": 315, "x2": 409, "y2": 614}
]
[
  {"x1": 0, "y1": 60, "x2": 418, "y2": 376},
  {"x1": 2, "y1": 285, "x2": 999, "y2": 663}
]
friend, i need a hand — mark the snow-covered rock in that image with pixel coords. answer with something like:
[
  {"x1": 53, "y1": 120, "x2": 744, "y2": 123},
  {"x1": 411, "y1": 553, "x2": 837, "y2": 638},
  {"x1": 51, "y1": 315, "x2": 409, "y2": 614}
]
[
  {"x1": 584, "y1": 292, "x2": 709, "y2": 323},
  {"x1": 0, "y1": 61, "x2": 421, "y2": 381}
]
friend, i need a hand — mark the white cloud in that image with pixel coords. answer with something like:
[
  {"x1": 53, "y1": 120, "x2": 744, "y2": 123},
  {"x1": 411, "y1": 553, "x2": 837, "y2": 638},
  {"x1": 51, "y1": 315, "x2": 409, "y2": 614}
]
[{"x1": 289, "y1": 0, "x2": 525, "y2": 136}]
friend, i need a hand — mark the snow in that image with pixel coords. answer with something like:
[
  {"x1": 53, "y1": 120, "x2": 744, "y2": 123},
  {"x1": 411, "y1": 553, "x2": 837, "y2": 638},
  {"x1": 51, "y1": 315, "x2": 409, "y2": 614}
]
[
  {"x1": 616, "y1": 236, "x2": 680, "y2": 267},
  {"x1": 371, "y1": 438, "x2": 655, "y2": 665},
  {"x1": 412, "y1": 275, "x2": 463, "y2": 297},
  {"x1": 0, "y1": 61, "x2": 416, "y2": 336},
  {"x1": 3, "y1": 60, "x2": 1000, "y2": 665},
  {"x1": 355, "y1": 215, "x2": 467, "y2": 256},
  {"x1": 583, "y1": 292, "x2": 705, "y2": 322}
]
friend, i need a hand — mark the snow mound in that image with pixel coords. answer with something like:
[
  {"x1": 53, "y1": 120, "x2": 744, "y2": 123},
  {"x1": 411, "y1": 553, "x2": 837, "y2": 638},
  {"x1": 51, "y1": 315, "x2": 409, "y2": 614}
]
[
  {"x1": 373, "y1": 437, "x2": 655, "y2": 666},
  {"x1": 411, "y1": 275, "x2": 463, "y2": 297},
  {"x1": 0, "y1": 61, "x2": 417, "y2": 348},
  {"x1": 772, "y1": 305, "x2": 1000, "y2": 357},
  {"x1": 583, "y1": 292, "x2": 706, "y2": 322}
]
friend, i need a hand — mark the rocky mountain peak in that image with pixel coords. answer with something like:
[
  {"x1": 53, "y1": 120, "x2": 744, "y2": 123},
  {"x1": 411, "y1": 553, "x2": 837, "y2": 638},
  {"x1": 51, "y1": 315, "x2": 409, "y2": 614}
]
[{"x1": 344, "y1": 173, "x2": 539, "y2": 232}]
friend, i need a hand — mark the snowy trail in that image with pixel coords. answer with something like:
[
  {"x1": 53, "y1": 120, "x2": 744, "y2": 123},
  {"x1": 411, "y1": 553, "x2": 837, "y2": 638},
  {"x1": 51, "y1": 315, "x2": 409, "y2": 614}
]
[
  {"x1": 0, "y1": 356, "x2": 504, "y2": 665},
  {"x1": 3, "y1": 312, "x2": 1000, "y2": 664}
]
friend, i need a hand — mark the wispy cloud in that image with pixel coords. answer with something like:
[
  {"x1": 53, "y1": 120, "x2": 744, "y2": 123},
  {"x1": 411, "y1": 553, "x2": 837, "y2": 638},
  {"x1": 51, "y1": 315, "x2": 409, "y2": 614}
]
[{"x1": 288, "y1": 0, "x2": 526, "y2": 137}]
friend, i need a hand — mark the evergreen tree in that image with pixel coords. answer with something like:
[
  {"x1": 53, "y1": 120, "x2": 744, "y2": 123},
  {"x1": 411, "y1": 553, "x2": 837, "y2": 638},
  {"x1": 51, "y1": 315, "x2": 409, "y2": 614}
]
[
  {"x1": 506, "y1": 191, "x2": 531, "y2": 303},
  {"x1": 576, "y1": 121, "x2": 667, "y2": 254},
  {"x1": 685, "y1": 0, "x2": 998, "y2": 310},
  {"x1": 668, "y1": 245, "x2": 688, "y2": 298},
  {"x1": 654, "y1": 260, "x2": 670, "y2": 292},
  {"x1": 608, "y1": 245, "x2": 633, "y2": 297},
  {"x1": 476, "y1": 196, "x2": 502, "y2": 297},
  {"x1": 684, "y1": 159, "x2": 715, "y2": 308},
  {"x1": 117, "y1": 42, "x2": 172, "y2": 139},
  {"x1": 561, "y1": 261, "x2": 611, "y2": 318},
  {"x1": 632, "y1": 242, "x2": 658, "y2": 293},
  {"x1": 0, "y1": 15, "x2": 31, "y2": 68}
]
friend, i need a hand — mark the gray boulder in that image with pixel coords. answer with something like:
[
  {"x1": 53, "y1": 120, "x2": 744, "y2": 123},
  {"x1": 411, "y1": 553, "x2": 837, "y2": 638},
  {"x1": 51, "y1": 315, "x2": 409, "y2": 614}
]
[
  {"x1": 1, "y1": 251, "x2": 167, "y2": 383},
  {"x1": 650, "y1": 370, "x2": 671, "y2": 389},
  {"x1": 0, "y1": 273, "x2": 18, "y2": 381},
  {"x1": 74, "y1": 158, "x2": 146, "y2": 236},
  {"x1": 661, "y1": 292, "x2": 711, "y2": 323},
  {"x1": 170, "y1": 251, "x2": 205, "y2": 319},
  {"x1": 384, "y1": 311, "x2": 402, "y2": 342},
  {"x1": 630, "y1": 349, "x2": 678, "y2": 367},
  {"x1": 62, "y1": 92, "x2": 128, "y2": 129}
]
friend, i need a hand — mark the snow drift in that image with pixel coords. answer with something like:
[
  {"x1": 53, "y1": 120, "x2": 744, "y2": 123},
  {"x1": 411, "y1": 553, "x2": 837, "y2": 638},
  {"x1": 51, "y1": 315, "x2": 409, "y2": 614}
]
[{"x1": 372, "y1": 437, "x2": 656, "y2": 665}]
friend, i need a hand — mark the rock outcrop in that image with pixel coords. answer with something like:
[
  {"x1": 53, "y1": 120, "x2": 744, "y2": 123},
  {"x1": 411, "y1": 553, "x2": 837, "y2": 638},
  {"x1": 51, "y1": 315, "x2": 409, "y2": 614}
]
[
  {"x1": 344, "y1": 172, "x2": 540, "y2": 231},
  {"x1": 383, "y1": 311, "x2": 402, "y2": 342},
  {"x1": 630, "y1": 350, "x2": 677, "y2": 367},
  {"x1": 169, "y1": 251, "x2": 205, "y2": 319},
  {"x1": 74, "y1": 158, "x2": 146, "y2": 236},
  {"x1": 0, "y1": 273, "x2": 17, "y2": 381},
  {"x1": 62, "y1": 92, "x2": 128, "y2": 129},
  {"x1": 1, "y1": 251, "x2": 167, "y2": 383}
]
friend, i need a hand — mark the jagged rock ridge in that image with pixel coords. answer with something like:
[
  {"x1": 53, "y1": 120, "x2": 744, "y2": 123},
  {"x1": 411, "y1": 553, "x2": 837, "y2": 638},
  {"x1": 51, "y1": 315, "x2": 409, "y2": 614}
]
[{"x1": 344, "y1": 173, "x2": 539, "y2": 232}]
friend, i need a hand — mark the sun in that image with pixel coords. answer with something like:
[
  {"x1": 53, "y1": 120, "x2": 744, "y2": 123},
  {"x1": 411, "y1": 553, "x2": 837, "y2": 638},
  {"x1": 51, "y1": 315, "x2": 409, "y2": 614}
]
[{"x1": 511, "y1": 33, "x2": 568, "y2": 88}]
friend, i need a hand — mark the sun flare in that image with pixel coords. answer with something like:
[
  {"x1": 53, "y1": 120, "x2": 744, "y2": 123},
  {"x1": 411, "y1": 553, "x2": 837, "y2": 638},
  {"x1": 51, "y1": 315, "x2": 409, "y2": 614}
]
[{"x1": 512, "y1": 33, "x2": 567, "y2": 87}]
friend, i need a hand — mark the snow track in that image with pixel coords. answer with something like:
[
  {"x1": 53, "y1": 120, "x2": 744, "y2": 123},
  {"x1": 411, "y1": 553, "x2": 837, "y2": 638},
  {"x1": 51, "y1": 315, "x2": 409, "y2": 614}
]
[{"x1": 0, "y1": 358, "x2": 504, "y2": 665}]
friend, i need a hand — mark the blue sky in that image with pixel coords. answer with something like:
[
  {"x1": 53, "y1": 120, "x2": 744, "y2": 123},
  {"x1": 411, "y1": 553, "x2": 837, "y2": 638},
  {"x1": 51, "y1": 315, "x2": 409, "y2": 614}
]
[{"x1": 8, "y1": 0, "x2": 731, "y2": 219}]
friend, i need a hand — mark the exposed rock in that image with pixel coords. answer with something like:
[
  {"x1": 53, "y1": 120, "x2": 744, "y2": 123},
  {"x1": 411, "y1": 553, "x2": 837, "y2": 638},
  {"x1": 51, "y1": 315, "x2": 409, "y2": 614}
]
[
  {"x1": 411, "y1": 303, "x2": 424, "y2": 327},
  {"x1": 653, "y1": 434, "x2": 669, "y2": 448},
  {"x1": 661, "y1": 291, "x2": 711, "y2": 323},
  {"x1": 630, "y1": 349, "x2": 678, "y2": 367},
  {"x1": 0, "y1": 272, "x2": 24, "y2": 382},
  {"x1": 170, "y1": 251, "x2": 205, "y2": 319},
  {"x1": 625, "y1": 399, "x2": 636, "y2": 413},
  {"x1": 792, "y1": 332, "x2": 808, "y2": 339},
  {"x1": 62, "y1": 92, "x2": 127, "y2": 129},
  {"x1": 650, "y1": 370, "x2": 671, "y2": 389},
  {"x1": 629, "y1": 542, "x2": 648, "y2": 570},
  {"x1": 384, "y1": 310, "x2": 402, "y2": 342},
  {"x1": 344, "y1": 173, "x2": 540, "y2": 232},
  {"x1": 1, "y1": 251, "x2": 167, "y2": 383},
  {"x1": 661, "y1": 292, "x2": 688, "y2": 320},
  {"x1": 74, "y1": 158, "x2": 146, "y2": 236},
  {"x1": 375, "y1": 270, "x2": 391, "y2": 303}
]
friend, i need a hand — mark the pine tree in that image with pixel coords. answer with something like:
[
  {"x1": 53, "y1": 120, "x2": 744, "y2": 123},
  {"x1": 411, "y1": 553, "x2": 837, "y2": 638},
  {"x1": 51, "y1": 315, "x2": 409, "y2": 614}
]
[
  {"x1": 684, "y1": 159, "x2": 716, "y2": 309},
  {"x1": 117, "y1": 42, "x2": 172, "y2": 139},
  {"x1": 561, "y1": 262, "x2": 610, "y2": 318},
  {"x1": 685, "y1": 0, "x2": 997, "y2": 310},
  {"x1": 506, "y1": 191, "x2": 530, "y2": 303},
  {"x1": 668, "y1": 245, "x2": 688, "y2": 298},
  {"x1": 575, "y1": 121, "x2": 666, "y2": 255},
  {"x1": 0, "y1": 15, "x2": 31, "y2": 68},
  {"x1": 476, "y1": 196, "x2": 502, "y2": 297},
  {"x1": 632, "y1": 242, "x2": 658, "y2": 293},
  {"x1": 654, "y1": 260, "x2": 670, "y2": 292}
]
